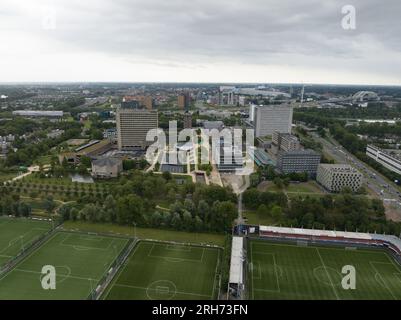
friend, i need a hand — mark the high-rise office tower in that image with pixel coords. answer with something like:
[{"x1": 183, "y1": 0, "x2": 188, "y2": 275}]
[
  {"x1": 116, "y1": 107, "x2": 158, "y2": 150},
  {"x1": 178, "y1": 92, "x2": 191, "y2": 110},
  {"x1": 183, "y1": 112, "x2": 192, "y2": 129},
  {"x1": 254, "y1": 105, "x2": 293, "y2": 137}
]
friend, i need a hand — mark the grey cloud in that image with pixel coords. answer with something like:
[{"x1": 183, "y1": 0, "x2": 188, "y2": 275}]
[{"x1": 2, "y1": 0, "x2": 401, "y2": 82}]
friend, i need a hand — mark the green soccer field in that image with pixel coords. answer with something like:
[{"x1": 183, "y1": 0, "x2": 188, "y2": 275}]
[
  {"x1": 0, "y1": 217, "x2": 52, "y2": 268},
  {"x1": 248, "y1": 239, "x2": 401, "y2": 300},
  {"x1": 0, "y1": 231, "x2": 129, "y2": 300},
  {"x1": 103, "y1": 241, "x2": 221, "y2": 300}
]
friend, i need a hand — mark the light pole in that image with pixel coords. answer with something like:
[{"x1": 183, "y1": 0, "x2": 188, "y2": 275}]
[{"x1": 132, "y1": 222, "x2": 137, "y2": 239}]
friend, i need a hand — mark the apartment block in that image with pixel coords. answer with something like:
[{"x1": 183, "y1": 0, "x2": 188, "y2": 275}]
[{"x1": 178, "y1": 92, "x2": 190, "y2": 110}]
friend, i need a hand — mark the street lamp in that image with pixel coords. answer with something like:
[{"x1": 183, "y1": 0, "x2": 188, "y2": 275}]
[{"x1": 132, "y1": 222, "x2": 137, "y2": 239}]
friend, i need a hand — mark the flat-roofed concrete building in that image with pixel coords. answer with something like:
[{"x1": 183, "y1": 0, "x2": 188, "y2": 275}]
[
  {"x1": 316, "y1": 164, "x2": 363, "y2": 193},
  {"x1": 183, "y1": 112, "x2": 192, "y2": 129},
  {"x1": 58, "y1": 139, "x2": 113, "y2": 165},
  {"x1": 116, "y1": 107, "x2": 158, "y2": 150},
  {"x1": 91, "y1": 157, "x2": 122, "y2": 178},
  {"x1": 12, "y1": 110, "x2": 63, "y2": 117},
  {"x1": 123, "y1": 95, "x2": 154, "y2": 110},
  {"x1": 277, "y1": 149, "x2": 321, "y2": 178},
  {"x1": 254, "y1": 105, "x2": 293, "y2": 137},
  {"x1": 203, "y1": 120, "x2": 224, "y2": 131},
  {"x1": 272, "y1": 131, "x2": 301, "y2": 154},
  {"x1": 366, "y1": 144, "x2": 401, "y2": 175},
  {"x1": 214, "y1": 138, "x2": 243, "y2": 172},
  {"x1": 178, "y1": 92, "x2": 190, "y2": 110}
]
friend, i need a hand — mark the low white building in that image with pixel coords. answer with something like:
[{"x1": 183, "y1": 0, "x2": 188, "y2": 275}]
[{"x1": 366, "y1": 145, "x2": 401, "y2": 176}]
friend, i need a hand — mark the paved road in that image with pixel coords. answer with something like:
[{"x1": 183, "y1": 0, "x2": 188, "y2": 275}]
[{"x1": 310, "y1": 131, "x2": 401, "y2": 208}]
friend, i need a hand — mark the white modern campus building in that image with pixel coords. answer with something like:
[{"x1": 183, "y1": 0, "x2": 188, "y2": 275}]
[
  {"x1": 316, "y1": 164, "x2": 363, "y2": 193},
  {"x1": 116, "y1": 107, "x2": 158, "y2": 150},
  {"x1": 251, "y1": 105, "x2": 293, "y2": 137},
  {"x1": 366, "y1": 145, "x2": 401, "y2": 175}
]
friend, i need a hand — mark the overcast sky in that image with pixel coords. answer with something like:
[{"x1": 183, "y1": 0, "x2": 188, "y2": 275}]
[{"x1": 1, "y1": 0, "x2": 401, "y2": 85}]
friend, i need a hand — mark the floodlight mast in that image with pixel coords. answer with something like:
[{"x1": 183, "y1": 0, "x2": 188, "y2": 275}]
[{"x1": 133, "y1": 222, "x2": 137, "y2": 239}]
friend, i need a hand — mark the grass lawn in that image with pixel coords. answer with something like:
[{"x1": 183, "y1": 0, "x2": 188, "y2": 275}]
[
  {"x1": 34, "y1": 155, "x2": 53, "y2": 166},
  {"x1": 103, "y1": 241, "x2": 221, "y2": 300},
  {"x1": 0, "y1": 231, "x2": 129, "y2": 299},
  {"x1": 243, "y1": 211, "x2": 277, "y2": 226},
  {"x1": 0, "y1": 217, "x2": 52, "y2": 268},
  {"x1": 258, "y1": 181, "x2": 324, "y2": 194},
  {"x1": 62, "y1": 221, "x2": 226, "y2": 247},
  {"x1": 286, "y1": 181, "x2": 324, "y2": 193},
  {"x1": 249, "y1": 239, "x2": 401, "y2": 300},
  {"x1": 0, "y1": 172, "x2": 18, "y2": 183}
]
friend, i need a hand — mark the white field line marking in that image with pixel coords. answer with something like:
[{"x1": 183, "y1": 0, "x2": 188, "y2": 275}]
[
  {"x1": 108, "y1": 242, "x2": 219, "y2": 300},
  {"x1": 211, "y1": 248, "x2": 220, "y2": 299},
  {"x1": 102, "y1": 241, "x2": 143, "y2": 299},
  {"x1": 0, "y1": 232, "x2": 62, "y2": 283},
  {"x1": 251, "y1": 247, "x2": 281, "y2": 292},
  {"x1": 369, "y1": 261, "x2": 397, "y2": 300},
  {"x1": 272, "y1": 254, "x2": 280, "y2": 293},
  {"x1": 250, "y1": 242, "x2": 255, "y2": 300},
  {"x1": 60, "y1": 235, "x2": 114, "y2": 251},
  {"x1": 114, "y1": 283, "x2": 212, "y2": 298},
  {"x1": 14, "y1": 268, "x2": 100, "y2": 282},
  {"x1": 383, "y1": 251, "x2": 401, "y2": 273},
  {"x1": 93, "y1": 238, "x2": 129, "y2": 297},
  {"x1": 166, "y1": 245, "x2": 191, "y2": 252},
  {"x1": 200, "y1": 248, "x2": 205, "y2": 263},
  {"x1": 148, "y1": 243, "x2": 204, "y2": 262},
  {"x1": 0, "y1": 228, "x2": 49, "y2": 254},
  {"x1": 252, "y1": 241, "x2": 389, "y2": 256},
  {"x1": 253, "y1": 261, "x2": 262, "y2": 280},
  {"x1": 315, "y1": 247, "x2": 340, "y2": 300},
  {"x1": 147, "y1": 243, "x2": 156, "y2": 258}
]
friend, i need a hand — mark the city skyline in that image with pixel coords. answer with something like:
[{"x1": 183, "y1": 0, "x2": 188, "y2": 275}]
[{"x1": 1, "y1": 0, "x2": 401, "y2": 85}]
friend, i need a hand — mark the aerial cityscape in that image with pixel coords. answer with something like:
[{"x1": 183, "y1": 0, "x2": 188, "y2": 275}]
[{"x1": 1, "y1": 0, "x2": 401, "y2": 309}]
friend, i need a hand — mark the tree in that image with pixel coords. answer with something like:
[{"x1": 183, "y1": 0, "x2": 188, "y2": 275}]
[
  {"x1": 197, "y1": 200, "x2": 210, "y2": 221},
  {"x1": 43, "y1": 196, "x2": 56, "y2": 214},
  {"x1": 271, "y1": 205, "x2": 283, "y2": 222},
  {"x1": 171, "y1": 213, "x2": 182, "y2": 230},
  {"x1": 183, "y1": 199, "x2": 195, "y2": 216},
  {"x1": 162, "y1": 171, "x2": 172, "y2": 181},
  {"x1": 17, "y1": 202, "x2": 31, "y2": 217},
  {"x1": 80, "y1": 156, "x2": 92, "y2": 168},
  {"x1": 257, "y1": 204, "x2": 269, "y2": 217},
  {"x1": 243, "y1": 189, "x2": 260, "y2": 210},
  {"x1": 273, "y1": 177, "x2": 284, "y2": 189},
  {"x1": 210, "y1": 201, "x2": 237, "y2": 232}
]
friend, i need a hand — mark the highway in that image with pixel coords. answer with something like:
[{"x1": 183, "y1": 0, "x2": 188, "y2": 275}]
[{"x1": 308, "y1": 130, "x2": 401, "y2": 210}]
